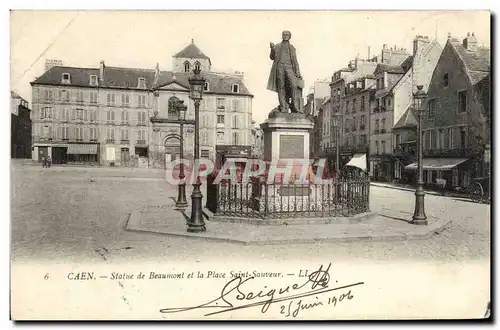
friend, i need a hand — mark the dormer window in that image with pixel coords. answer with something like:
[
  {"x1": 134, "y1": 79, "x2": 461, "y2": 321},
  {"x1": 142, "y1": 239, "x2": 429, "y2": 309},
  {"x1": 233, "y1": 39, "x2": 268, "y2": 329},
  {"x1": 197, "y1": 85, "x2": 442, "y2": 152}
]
[
  {"x1": 195, "y1": 61, "x2": 201, "y2": 71},
  {"x1": 232, "y1": 84, "x2": 239, "y2": 93},
  {"x1": 204, "y1": 82, "x2": 209, "y2": 92},
  {"x1": 184, "y1": 61, "x2": 190, "y2": 73},
  {"x1": 138, "y1": 77, "x2": 146, "y2": 89},
  {"x1": 62, "y1": 73, "x2": 71, "y2": 84},
  {"x1": 443, "y1": 73, "x2": 449, "y2": 87},
  {"x1": 89, "y1": 75, "x2": 98, "y2": 86}
]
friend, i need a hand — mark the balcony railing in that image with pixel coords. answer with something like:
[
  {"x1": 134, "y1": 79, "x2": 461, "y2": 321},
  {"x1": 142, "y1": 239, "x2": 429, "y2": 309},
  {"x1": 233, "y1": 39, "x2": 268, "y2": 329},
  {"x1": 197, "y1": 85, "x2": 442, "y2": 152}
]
[
  {"x1": 374, "y1": 129, "x2": 380, "y2": 134},
  {"x1": 136, "y1": 140, "x2": 147, "y2": 145},
  {"x1": 120, "y1": 139, "x2": 130, "y2": 144},
  {"x1": 380, "y1": 129, "x2": 387, "y2": 134},
  {"x1": 106, "y1": 139, "x2": 115, "y2": 143}
]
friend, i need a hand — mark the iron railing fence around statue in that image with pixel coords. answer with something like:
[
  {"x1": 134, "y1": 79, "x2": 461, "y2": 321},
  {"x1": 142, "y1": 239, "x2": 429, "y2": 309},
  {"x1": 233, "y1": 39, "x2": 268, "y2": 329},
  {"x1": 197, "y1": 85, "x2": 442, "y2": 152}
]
[{"x1": 206, "y1": 173, "x2": 370, "y2": 219}]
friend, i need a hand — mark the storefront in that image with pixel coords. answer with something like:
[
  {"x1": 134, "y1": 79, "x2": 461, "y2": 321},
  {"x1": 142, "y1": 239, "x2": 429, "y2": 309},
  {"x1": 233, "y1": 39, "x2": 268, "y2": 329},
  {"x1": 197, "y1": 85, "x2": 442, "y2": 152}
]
[
  {"x1": 405, "y1": 158, "x2": 470, "y2": 190},
  {"x1": 67, "y1": 143, "x2": 99, "y2": 165}
]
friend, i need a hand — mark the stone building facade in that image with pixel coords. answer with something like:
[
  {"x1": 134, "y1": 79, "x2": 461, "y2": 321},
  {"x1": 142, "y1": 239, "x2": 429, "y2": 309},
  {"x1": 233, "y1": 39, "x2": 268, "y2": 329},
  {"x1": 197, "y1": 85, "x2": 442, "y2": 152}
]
[
  {"x1": 412, "y1": 33, "x2": 490, "y2": 189},
  {"x1": 11, "y1": 91, "x2": 32, "y2": 159},
  {"x1": 30, "y1": 41, "x2": 253, "y2": 167}
]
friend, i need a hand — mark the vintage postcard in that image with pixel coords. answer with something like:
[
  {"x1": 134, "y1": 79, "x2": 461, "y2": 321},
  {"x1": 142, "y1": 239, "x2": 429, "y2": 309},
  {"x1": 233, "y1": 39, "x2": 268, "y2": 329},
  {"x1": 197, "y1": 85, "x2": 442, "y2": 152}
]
[{"x1": 10, "y1": 10, "x2": 491, "y2": 320}]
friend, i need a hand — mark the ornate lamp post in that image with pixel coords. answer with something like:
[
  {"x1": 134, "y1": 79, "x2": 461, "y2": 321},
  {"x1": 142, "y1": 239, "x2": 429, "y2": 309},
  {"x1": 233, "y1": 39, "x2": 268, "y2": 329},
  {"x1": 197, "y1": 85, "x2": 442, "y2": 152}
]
[
  {"x1": 187, "y1": 67, "x2": 206, "y2": 232},
  {"x1": 175, "y1": 101, "x2": 188, "y2": 209},
  {"x1": 412, "y1": 85, "x2": 428, "y2": 225}
]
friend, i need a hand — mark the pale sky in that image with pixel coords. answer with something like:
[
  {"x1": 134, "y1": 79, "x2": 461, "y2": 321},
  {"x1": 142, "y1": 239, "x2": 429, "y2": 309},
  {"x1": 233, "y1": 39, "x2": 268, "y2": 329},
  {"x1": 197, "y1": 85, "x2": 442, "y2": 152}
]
[{"x1": 10, "y1": 10, "x2": 490, "y2": 123}]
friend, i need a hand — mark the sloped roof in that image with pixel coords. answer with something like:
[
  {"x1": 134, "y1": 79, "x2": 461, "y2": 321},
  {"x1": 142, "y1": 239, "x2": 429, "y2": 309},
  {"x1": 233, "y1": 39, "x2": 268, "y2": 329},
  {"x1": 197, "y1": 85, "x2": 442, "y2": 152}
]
[
  {"x1": 450, "y1": 40, "x2": 490, "y2": 85},
  {"x1": 156, "y1": 71, "x2": 251, "y2": 96},
  {"x1": 393, "y1": 106, "x2": 417, "y2": 129},
  {"x1": 32, "y1": 65, "x2": 252, "y2": 96},
  {"x1": 173, "y1": 41, "x2": 211, "y2": 62}
]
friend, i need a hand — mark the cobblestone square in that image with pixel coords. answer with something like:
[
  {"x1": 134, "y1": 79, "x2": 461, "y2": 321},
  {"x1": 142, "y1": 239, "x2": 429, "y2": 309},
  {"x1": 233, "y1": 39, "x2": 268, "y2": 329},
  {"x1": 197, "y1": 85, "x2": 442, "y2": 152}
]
[{"x1": 11, "y1": 163, "x2": 490, "y2": 265}]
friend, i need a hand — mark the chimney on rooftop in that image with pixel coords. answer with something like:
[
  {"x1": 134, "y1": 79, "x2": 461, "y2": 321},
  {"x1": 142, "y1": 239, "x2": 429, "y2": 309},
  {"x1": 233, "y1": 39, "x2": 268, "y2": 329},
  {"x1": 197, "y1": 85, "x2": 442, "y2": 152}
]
[
  {"x1": 413, "y1": 35, "x2": 430, "y2": 57},
  {"x1": 99, "y1": 60, "x2": 105, "y2": 82},
  {"x1": 463, "y1": 32, "x2": 478, "y2": 51}
]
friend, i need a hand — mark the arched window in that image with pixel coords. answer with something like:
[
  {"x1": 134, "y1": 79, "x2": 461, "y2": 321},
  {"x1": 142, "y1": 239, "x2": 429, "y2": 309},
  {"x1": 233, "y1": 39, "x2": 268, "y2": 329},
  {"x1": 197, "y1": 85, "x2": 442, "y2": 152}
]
[
  {"x1": 184, "y1": 61, "x2": 190, "y2": 73},
  {"x1": 168, "y1": 96, "x2": 180, "y2": 118},
  {"x1": 194, "y1": 61, "x2": 201, "y2": 71}
]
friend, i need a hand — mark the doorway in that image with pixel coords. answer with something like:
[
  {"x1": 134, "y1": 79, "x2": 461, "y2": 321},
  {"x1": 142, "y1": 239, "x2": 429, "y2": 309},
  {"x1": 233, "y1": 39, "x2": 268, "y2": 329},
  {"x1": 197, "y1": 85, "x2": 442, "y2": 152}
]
[
  {"x1": 164, "y1": 136, "x2": 181, "y2": 167},
  {"x1": 121, "y1": 148, "x2": 130, "y2": 166}
]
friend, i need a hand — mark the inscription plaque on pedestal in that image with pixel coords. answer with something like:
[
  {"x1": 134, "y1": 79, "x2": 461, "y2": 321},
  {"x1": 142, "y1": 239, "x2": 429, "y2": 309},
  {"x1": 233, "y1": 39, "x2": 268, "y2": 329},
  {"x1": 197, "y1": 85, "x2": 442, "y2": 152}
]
[{"x1": 279, "y1": 135, "x2": 304, "y2": 159}]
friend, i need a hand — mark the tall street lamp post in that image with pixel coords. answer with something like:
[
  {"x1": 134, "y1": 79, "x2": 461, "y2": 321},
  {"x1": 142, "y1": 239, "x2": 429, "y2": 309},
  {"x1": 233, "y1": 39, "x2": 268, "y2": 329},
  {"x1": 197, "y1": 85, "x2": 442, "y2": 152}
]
[
  {"x1": 175, "y1": 101, "x2": 188, "y2": 209},
  {"x1": 187, "y1": 67, "x2": 207, "y2": 232},
  {"x1": 412, "y1": 85, "x2": 428, "y2": 225}
]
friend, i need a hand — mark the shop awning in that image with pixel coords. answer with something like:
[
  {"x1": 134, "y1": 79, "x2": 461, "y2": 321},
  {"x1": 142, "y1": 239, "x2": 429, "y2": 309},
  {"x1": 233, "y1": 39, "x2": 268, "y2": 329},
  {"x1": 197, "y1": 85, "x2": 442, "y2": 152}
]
[
  {"x1": 67, "y1": 144, "x2": 98, "y2": 155},
  {"x1": 346, "y1": 153, "x2": 367, "y2": 172},
  {"x1": 405, "y1": 158, "x2": 468, "y2": 170}
]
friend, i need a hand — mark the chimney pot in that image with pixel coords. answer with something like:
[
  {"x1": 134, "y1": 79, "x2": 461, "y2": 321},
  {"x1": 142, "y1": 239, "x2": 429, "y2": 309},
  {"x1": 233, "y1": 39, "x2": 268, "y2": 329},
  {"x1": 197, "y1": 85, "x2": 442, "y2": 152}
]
[
  {"x1": 448, "y1": 32, "x2": 452, "y2": 39},
  {"x1": 472, "y1": 32, "x2": 475, "y2": 36},
  {"x1": 467, "y1": 32, "x2": 471, "y2": 36}
]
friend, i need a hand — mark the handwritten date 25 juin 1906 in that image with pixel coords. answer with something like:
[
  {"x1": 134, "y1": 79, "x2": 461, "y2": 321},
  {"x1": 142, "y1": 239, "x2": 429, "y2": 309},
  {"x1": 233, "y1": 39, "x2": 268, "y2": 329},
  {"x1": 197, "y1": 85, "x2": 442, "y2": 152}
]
[{"x1": 159, "y1": 263, "x2": 363, "y2": 317}]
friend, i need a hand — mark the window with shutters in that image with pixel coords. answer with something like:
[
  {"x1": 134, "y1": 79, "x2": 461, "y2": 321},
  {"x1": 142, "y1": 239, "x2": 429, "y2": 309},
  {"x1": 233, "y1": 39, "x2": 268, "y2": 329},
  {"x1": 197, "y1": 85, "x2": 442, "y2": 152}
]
[
  {"x1": 76, "y1": 91, "x2": 84, "y2": 103},
  {"x1": 138, "y1": 94, "x2": 146, "y2": 107},
  {"x1": 107, "y1": 93, "x2": 115, "y2": 105},
  {"x1": 121, "y1": 93, "x2": 130, "y2": 107},
  {"x1": 375, "y1": 141, "x2": 379, "y2": 154},
  {"x1": 90, "y1": 110, "x2": 97, "y2": 122},
  {"x1": 121, "y1": 128, "x2": 129, "y2": 142},
  {"x1": 41, "y1": 107, "x2": 53, "y2": 119},
  {"x1": 90, "y1": 128, "x2": 97, "y2": 141},
  {"x1": 90, "y1": 91, "x2": 98, "y2": 104},
  {"x1": 232, "y1": 99, "x2": 240, "y2": 112},
  {"x1": 232, "y1": 131, "x2": 239, "y2": 145},
  {"x1": 374, "y1": 119, "x2": 379, "y2": 133},
  {"x1": 137, "y1": 111, "x2": 147, "y2": 125},
  {"x1": 121, "y1": 110, "x2": 129, "y2": 124},
  {"x1": 44, "y1": 89, "x2": 53, "y2": 101},
  {"x1": 62, "y1": 108, "x2": 70, "y2": 122},
  {"x1": 137, "y1": 130, "x2": 147, "y2": 144},
  {"x1": 106, "y1": 128, "x2": 115, "y2": 142},
  {"x1": 438, "y1": 129, "x2": 444, "y2": 149},
  {"x1": 83, "y1": 109, "x2": 89, "y2": 121},
  {"x1": 62, "y1": 126, "x2": 69, "y2": 140},
  {"x1": 76, "y1": 108, "x2": 84, "y2": 121},
  {"x1": 107, "y1": 110, "x2": 115, "y2": 123},
  {"x1": 75, "y1": 127, "x2": 84, "y2": 141},
  {"x1": 60, "y1": 90, "x2": 70, "y2": 102}
]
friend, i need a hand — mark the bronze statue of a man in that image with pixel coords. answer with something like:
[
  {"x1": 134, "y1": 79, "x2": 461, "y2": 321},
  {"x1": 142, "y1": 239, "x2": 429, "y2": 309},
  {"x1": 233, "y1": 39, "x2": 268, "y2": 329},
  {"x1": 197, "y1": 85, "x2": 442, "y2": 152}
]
[{"x1": 267, "y1": 30, "x2": 304, "y2": 114}]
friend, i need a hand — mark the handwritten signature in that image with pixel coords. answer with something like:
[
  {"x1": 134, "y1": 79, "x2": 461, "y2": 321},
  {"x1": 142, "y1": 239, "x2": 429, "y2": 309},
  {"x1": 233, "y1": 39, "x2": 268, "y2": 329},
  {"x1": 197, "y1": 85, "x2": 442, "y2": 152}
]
[{"x1": 159, "y1": 263, "x2": 363, "y2": 317}]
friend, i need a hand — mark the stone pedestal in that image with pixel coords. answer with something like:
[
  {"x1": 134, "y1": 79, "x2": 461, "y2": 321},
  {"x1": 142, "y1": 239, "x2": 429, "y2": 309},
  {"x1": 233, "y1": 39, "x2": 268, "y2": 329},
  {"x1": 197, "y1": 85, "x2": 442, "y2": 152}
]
[{"x1": 260, "y1": 112, "x2": 314, "y2": 161}]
